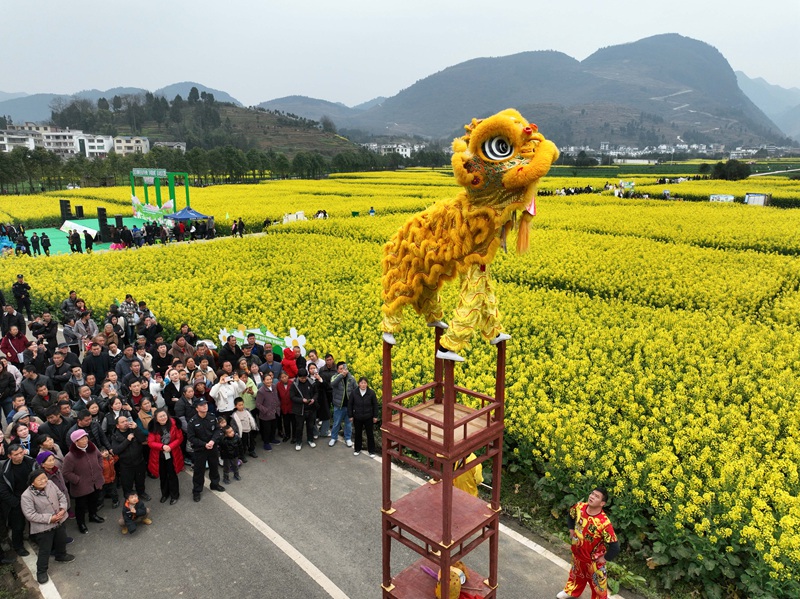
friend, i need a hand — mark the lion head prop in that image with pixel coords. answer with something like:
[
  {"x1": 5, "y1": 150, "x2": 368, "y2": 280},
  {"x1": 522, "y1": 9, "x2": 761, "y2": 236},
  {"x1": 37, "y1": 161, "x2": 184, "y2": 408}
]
[{"x1": 381, "y1": 108, "x2": 558, "y2": 361}]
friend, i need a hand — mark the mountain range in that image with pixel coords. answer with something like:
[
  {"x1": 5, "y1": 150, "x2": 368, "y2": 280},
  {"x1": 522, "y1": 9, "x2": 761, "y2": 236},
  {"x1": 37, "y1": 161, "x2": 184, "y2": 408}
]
[
  {"x1": 735, "y1": 72, "x2": 800, "y2": 142},
  {"x1": 260, "y1": 34, "x2": 796, "y2": 147},
  {"x1": 0, "y1": 82, "x2": 241, "y2": 124},
  {"x1": 2, "y1": 35, "x2": 799, "y2": 147}
]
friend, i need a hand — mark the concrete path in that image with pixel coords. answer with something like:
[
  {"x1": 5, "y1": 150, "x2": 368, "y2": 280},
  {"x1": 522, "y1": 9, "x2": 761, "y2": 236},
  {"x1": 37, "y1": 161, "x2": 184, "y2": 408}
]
[{"x1": 20, "y1": 437, "x2": 625, "y2": 599}]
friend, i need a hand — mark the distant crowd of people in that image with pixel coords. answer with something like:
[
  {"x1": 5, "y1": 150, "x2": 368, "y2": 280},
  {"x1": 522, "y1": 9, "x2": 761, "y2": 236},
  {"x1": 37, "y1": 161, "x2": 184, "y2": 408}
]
[
  {"x1": 0, "y1": 218, "x2": 222, "y2": 258},
  {"x1": 0, "y1": 224, "x2": 52, "y2": 257}
]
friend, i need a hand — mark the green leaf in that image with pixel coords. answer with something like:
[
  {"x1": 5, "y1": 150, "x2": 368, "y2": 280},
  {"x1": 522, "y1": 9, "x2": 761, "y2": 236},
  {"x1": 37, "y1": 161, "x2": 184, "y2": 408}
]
[
  {"x1": 726, "y1": 553, "x2": 741, "y2": 567},
  {"x1": 651, "y1": 553, "x2": 671, "y2": 566},
  {"x1": 669, "y1": 544, "x2": 692, "y2": 559},
  {"x1": 705, "y1": 583, "x2": 723, "y2": 599}
]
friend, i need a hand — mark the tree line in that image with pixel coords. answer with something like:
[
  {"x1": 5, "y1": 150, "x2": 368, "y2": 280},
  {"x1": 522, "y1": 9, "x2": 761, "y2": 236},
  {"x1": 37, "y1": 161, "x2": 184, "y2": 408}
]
[{"x1": 0, "y1": 144, "x2": 450, "y2": 193}]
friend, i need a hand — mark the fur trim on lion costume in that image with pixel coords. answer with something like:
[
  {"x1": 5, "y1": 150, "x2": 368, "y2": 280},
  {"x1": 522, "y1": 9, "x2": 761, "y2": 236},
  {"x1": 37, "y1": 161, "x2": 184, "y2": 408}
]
[{"x1": 381, "y1": 109, "x2": 558, "y2": 358}]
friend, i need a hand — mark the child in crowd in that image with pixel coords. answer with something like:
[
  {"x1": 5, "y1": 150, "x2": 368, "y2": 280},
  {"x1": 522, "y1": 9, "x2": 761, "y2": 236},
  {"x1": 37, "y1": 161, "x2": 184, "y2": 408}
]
[
  {"x1": 220, "y1": 426, "x2": 241, "y2": 483},
  {"x1": 231, "y1": 397, "x2": 258, "y2": 461},
  {"x1": 101, "y1": 452, "x2": 120, "y2": 510},
  {"x1": 119, "y1": 491, "x2": 152, "y2": 535}
]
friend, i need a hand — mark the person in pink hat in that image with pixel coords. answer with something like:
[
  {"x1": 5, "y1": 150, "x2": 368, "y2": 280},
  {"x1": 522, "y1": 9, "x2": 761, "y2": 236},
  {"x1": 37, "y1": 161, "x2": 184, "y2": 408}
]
[{"x1": 61, "y1": 429, "x2": 105, "y2": 534}]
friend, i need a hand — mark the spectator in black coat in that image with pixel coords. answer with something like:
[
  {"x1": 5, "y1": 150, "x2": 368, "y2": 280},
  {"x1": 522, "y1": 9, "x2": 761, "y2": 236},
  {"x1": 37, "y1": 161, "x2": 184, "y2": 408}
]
[
  {"x1": 110, "y1": 416, "x2": 149, "y2": 501},
  {"x1": 218, "y1": 336, "x2": 243, "y2": 368},
  {"x1": 81, "y1": 343, "x2": 111, "y2": 382},
  {"x1": 38, "y1": 406, "x2": 74, "y2": 455},
  {"x1": 0, "y1": 445, "x2": 36, "y2": 555},
  {"x1": 1, "y1": 305, "x2": 26, "y2": 337},
  {"x1": 348, "y1": 377, "x2": 379, "y2": 457},
  {"x1": 45, "y1": 353, "x2": 71, "y2": 392},
  {"x1": 29, "y1": 312, "x2": 59, "y2": 350}
]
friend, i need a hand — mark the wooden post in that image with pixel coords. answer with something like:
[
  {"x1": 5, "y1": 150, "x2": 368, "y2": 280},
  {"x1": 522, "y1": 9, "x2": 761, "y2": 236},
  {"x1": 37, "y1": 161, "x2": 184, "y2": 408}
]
[
  {"x1": 489, "y1": 518, "x2": 500, "y2": 589},
  {"x1": 492, "y1": 340, "x2": 506, "y2": 511},
  {"x1": 442, "y1": 360, "x2": 455, "y2": 552},
  {"x1": 381, "y1": 340, "x2": 393, "y2": 592},
  {"x1": 382, "y1": 340, "x2": 393, "y2": 513},
  {"x1": 434, "y1": 327, "x2": 444, "y2": 404},
  {"x1": 382, "y1": 516, "x2": 392, "y2": 591}
]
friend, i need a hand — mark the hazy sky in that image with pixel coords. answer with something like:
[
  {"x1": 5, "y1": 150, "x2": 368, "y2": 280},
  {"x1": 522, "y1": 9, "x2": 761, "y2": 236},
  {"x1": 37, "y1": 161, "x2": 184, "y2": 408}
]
[{"x1": 2, "y1": 0, "x2": 798, "y2": 106}]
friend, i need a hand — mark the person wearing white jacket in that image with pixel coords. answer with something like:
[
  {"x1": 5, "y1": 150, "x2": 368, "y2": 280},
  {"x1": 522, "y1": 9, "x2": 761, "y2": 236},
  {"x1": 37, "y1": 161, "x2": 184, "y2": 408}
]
[{"x1": 209, "y1": 373, "x2": 245, "y2": 418}]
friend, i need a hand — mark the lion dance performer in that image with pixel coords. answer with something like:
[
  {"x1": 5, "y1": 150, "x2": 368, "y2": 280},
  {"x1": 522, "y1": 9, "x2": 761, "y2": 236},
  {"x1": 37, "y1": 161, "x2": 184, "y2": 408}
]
[{"x1": 381, "y1": 108, "x2": 559, "y2": 361}]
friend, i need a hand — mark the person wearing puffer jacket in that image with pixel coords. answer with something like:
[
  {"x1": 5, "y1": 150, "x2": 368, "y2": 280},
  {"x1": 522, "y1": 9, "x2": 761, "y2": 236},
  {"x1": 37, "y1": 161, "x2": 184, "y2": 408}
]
[
  {"x1": 348, "y1": 377, "x2": 379, "y2": 457},
  {"x1": 20, "y1": 470, "x2": 74, "y2": 584},
  {"x1": 281, "y1": 347, "x2": 298, "y2": 379},
  {"x1": 61, "y1": 429, "x2": 105, "y2": 534},
  {"x1": 209, "y1": 372, "x2": 245, "y2": 419}
]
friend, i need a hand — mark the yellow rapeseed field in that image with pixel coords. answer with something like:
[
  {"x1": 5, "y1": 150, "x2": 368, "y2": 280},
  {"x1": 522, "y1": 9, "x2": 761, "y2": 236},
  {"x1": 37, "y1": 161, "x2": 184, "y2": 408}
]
[{"x1": 3, "y1": 169, "x2": 800, "y2": 596}]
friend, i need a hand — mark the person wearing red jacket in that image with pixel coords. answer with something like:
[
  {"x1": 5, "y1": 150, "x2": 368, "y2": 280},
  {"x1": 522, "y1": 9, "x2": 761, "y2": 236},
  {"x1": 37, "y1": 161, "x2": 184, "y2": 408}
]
[
  {"x1": 276, "y1": 371, "x2": 294, "y2": 443},
  {"x1": 1, "y1": 326, "x2": 28, "y2": 365},
  {"x1": 146, "y1": 409, "x2": 184, "y2": 505}
]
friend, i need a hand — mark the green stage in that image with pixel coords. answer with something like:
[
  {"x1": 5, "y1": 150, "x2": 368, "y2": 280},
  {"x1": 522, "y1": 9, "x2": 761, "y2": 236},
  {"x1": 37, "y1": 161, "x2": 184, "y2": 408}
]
[{"x1": 23, "y1": 217, "x2": 149, "y2": 257}]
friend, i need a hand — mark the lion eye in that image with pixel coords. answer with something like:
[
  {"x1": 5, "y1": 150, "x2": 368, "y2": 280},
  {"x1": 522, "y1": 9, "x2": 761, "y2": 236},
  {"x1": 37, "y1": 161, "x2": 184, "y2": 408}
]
[{"x1": 482, "y1": 136, "x2": 514, "y2": 161}]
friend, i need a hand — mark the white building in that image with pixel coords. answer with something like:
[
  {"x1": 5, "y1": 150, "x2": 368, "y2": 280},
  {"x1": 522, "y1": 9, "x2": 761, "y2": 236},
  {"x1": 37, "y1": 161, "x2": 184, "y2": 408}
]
[
  {"x1": 380, "y1": 144, "x2": 411, "y2": 158},
  {"x1": 8, "y1": 123, "x2": 81, "y2": 157},
  {"x1": 361, "y1": 142, "x2": 427, "y2": 158},
  {"x1": 152, "y1": 141, "x2": 187, "y2": 153},
  {"x1": 113, "y1": 136, "x2": 150, "y2": 156},
  {"x1": 77, "y1": 134, "x2": 114, "y2": 159},
  {"x1": 4, "y1": 123, "x2": 115, "y2": 158},
  {"x1": 0, "y1": 130, "x2": 38, "y2": 152}
]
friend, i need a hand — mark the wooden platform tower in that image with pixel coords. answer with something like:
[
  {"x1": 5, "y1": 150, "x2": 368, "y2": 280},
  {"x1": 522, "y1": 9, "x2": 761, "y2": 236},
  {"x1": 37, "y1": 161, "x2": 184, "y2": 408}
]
[{"x1": 381, "y1": 328, "x2": 507, "y2": 598}]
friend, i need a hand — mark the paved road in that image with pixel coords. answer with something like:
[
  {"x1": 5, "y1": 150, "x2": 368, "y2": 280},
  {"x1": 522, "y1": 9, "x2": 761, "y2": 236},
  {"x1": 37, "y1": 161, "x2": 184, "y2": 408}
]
[{"x1": 20, "y1": 436, "x2": 622, "y2": 599}]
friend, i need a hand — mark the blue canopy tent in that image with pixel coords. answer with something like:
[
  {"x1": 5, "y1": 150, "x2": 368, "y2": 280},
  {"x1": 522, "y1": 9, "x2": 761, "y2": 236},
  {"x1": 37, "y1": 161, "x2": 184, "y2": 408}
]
[{"x1": 164, "y1": 207, "x2": 210, "y2": 221}]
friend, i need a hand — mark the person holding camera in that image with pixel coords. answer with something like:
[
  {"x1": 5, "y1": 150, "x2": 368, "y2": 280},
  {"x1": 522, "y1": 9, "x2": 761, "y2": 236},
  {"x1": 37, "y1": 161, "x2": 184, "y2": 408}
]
[
  {"x1": 209, "y1": 371, "x2": 245, "y2": 420},
  {"x1": 111, "y1": 415, "x2": 150, "y2": 501}
]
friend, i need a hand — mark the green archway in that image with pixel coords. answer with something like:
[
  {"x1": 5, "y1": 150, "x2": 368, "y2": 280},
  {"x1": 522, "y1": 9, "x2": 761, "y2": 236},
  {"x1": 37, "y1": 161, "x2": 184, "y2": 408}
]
[{"x1": 129, "y1": 168, "x2": 191, "y2": 212}]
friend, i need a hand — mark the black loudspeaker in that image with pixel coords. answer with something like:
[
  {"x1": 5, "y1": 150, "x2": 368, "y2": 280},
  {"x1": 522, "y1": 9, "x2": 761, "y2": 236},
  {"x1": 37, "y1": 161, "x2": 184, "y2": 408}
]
[
  {"x1": 97, "y1": 207, "x2": 110, "y2": 243},
  {"x1": 114, "y1": 215, "x2": 124, "y2": 228},
  {"x1": 74, "y1": 205, "x2": 84, "y2": 218},
  {"x1": 59, "y1": 199, "x2": 72, "y2": 220}
]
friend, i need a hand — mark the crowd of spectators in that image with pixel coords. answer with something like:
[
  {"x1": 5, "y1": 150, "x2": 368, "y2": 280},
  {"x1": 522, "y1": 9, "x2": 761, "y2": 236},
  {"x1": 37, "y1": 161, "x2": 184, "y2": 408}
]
[{"x1": 0, "y1": 285, "x2": 379, "y2": 584}]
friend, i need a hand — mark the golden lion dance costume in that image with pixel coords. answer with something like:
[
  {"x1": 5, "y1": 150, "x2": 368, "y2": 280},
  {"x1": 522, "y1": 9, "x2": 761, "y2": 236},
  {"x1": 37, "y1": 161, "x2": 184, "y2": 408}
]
[{"x1": 381, "y1": 109, "x2": 558, "y2": 360}]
